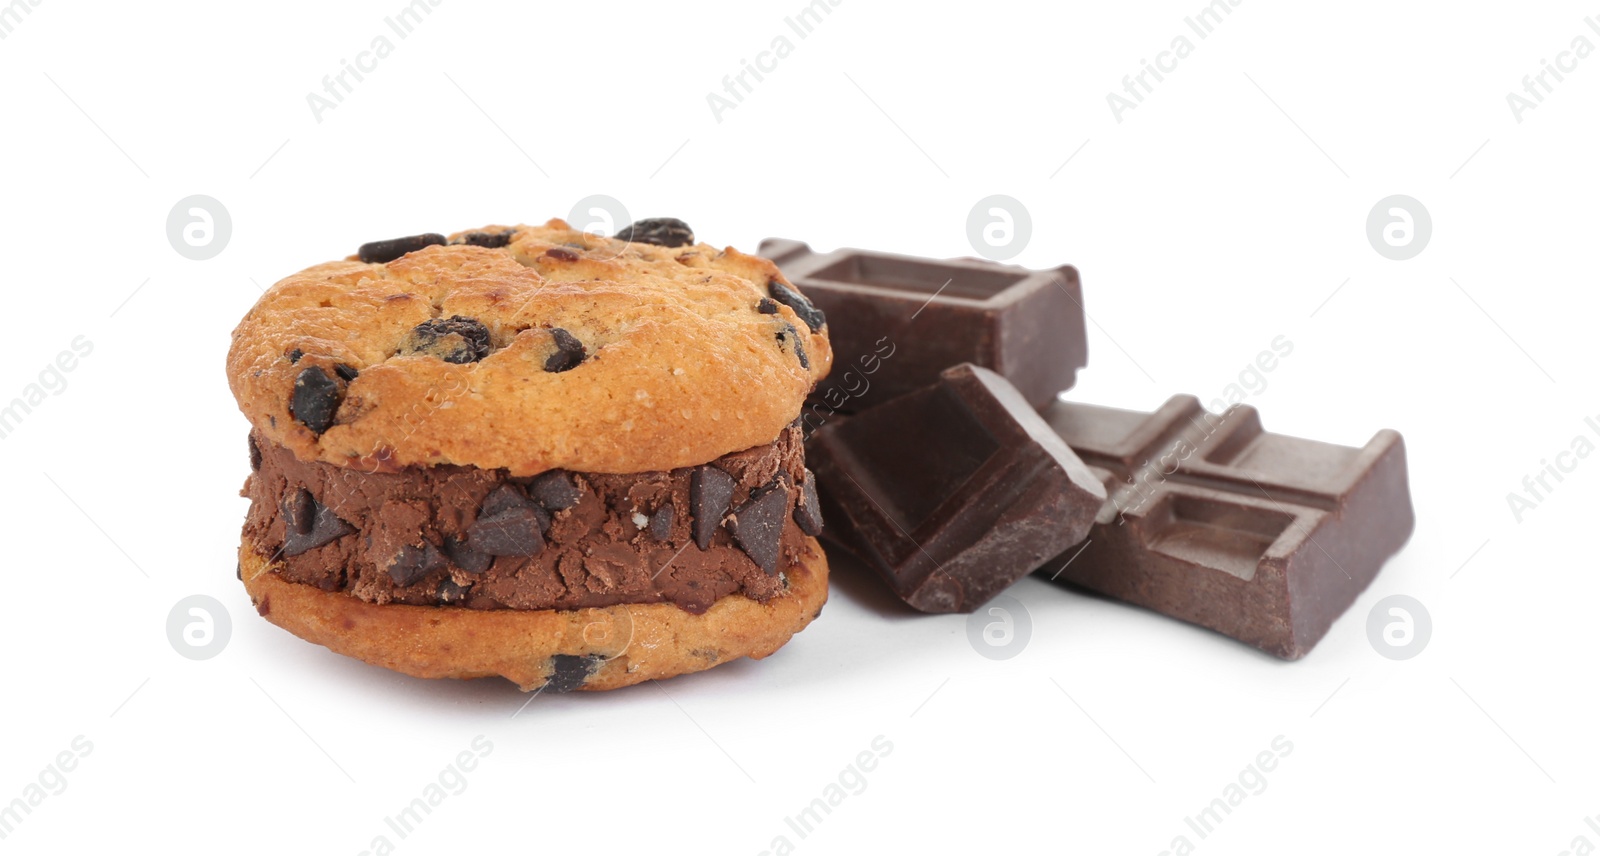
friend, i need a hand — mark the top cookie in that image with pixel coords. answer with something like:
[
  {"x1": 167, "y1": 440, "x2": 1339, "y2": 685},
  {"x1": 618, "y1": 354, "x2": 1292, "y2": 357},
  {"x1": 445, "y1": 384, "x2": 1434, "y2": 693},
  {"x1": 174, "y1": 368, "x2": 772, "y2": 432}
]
[{"x1": 227, "y1": 219, "x2": 833, "y2": 476}]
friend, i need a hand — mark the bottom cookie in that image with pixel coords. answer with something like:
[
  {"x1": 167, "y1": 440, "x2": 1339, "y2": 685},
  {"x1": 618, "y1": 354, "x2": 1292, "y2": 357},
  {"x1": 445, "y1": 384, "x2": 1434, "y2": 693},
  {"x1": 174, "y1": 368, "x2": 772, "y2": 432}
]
[{"x1": 238, "y1": 537, "x2": 829, "y2": 692}]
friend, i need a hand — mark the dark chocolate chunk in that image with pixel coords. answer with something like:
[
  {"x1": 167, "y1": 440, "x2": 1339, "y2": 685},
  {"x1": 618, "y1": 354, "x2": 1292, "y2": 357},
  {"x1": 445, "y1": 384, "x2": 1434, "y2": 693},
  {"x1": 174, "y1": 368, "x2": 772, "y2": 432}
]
[
  {"x1": 730, "y1": 482, "x2": 789, "y2": 575},
  {"x1": 767, "y1": 279, "x2": 826, "y2": 332},
  {"x1": 248, "y1": 433, "x2": 262, "y2": 472},
  {"x1": 757, "y1": 297, "x2": 779, "y2": 315},
  {"x1": 544, "y1": 247, "x2": 580, "y2": 262},
  {"x1": 793, "y1": 469, "x2": 824, "y2": 537},
  {"x1": 455, "y1": 229, "x2": 516, "y2": 249},
  {"x1": 476, "y1": 485, "x2": 548, "y2": 540},
  {"x1": 442, "y1": 535, "x2": 492, "y2": 574},
  {"x1": 290, "y1": 366, "x2": 341, "y2": 435},
  {"x1": 437, "y1": 578, "x2": 470, "y2": 603},
  {"x1": 809, "y1": 364, "x2": 1106, "y2": 613},
  {"x1": 612, "y1": 218, "x2": 694, "y2": 248},
  {"x1": 648, "y1": 503, "x2": 675, "y2": 541},
  {"x1": 287, "y1": 348, "x2": 303, "y2": 364},
  {"x1": 281, "y1": 489, "x2": 357, "y2": 557},
  {"x1": 543, "y1": 327, "x2": 587, "y2": 373},
  {"x1": 480, "y1": 484, "x2": 531, "y2": 518},
  {"x1": 400, "y1": 316, "x2": 493, "y2": 364},
  {"x1": 468, "y1": 507, "x2": 545, "y2": 557},
  {"x1": 388, "y1": 541, "x2": 448, "y2": 587},
  {"x1": 528, "y1": 471, "x2": 582, "y2": 511},
  {"x1": 776, "y1": 322, "x2": 810, "y2": 370},
  {"x1": 359, "y1": 233, "x2": 447, "y2": 264},
  {"x1": 1038, "y1": 395, "x2": 1416, "y2": 660},
  {"x1": 760, "y1": 238, "x2": 1085, "y2": 412},
  {"x1": 690, "y1": 466, "x2": 736, "y2": 550},
  {"x1": 544, "y1": 654, "x2": 604, "y2": 693},
  {"x1": 333, "y1": 363, "x2": 359, "y2": 382}
]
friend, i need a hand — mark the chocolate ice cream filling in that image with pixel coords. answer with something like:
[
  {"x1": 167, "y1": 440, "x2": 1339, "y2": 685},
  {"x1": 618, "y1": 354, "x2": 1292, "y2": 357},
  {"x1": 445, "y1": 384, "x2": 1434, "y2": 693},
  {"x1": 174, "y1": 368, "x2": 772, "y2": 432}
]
[{"x1": 241, "y1": 424, "x2": 823, "y2": 614}]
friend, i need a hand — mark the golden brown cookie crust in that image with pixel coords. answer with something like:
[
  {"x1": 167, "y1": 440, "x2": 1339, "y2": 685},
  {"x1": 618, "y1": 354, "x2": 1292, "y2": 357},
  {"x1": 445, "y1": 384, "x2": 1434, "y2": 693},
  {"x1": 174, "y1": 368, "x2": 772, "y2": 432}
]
[
  {"x1": 238, "y1": 536, "x2": 829, "y2": 692},
  {"x1": 227, "y1": 220, "x2": 833, "y2": 476}
]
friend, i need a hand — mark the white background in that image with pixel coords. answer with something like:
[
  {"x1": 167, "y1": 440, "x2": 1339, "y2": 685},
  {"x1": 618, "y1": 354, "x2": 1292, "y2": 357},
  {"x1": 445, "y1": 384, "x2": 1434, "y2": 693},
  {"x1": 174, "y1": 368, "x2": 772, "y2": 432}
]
[{"x1": 2, "y1": 0, "x2": 1597, "y2": 853}]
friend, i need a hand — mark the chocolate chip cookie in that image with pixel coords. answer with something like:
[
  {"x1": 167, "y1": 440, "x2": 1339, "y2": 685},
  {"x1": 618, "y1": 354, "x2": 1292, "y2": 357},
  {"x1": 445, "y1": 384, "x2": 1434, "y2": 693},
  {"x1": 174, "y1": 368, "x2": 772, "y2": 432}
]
[{"x1": 227, "y1": 218, "x2": 833, "y2": 692}]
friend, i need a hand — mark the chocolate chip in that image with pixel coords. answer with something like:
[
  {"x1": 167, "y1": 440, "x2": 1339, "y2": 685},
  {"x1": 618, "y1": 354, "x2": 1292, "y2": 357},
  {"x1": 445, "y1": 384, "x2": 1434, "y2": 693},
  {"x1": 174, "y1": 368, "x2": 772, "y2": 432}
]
[
  {"x1": 287, "y1": 348, "x2": 303, "y2": 364},
  {"x1": 467, "y1": 485, "x2": 549, "y2": 556},
  {"x1": 776, "y1": 322, "x2": 810, "y2": 370},
  {"x1": 480, "y1": 484, "x2": 531, "y2": 518},
  {"x1": 690, "y1": 466, "x2": 735, "y2": 550},
  {"x1": 281, "y1": 489, "x2": 356, "y2": 557},
  {"x1": 544, "y1": 247, "x2": 580, "y2": 262},
  {"x1": 528, "y1": 471, "x2": 582, "y2": 511},
  {"x1": 688, "y1": 647, "x2": 722, "y2": 663},
  {"x1": 612, "y1": 218, "x2": 694, "y2": 248},
  {"x1": 400, "y1": 316, "x2": 493, "y2": 364},
  {"x1": 437, "y1": 578, "x2": 470, "y2": 603},
  {"x1": 442, "y1": 535, "x2": 492, "y2": 574},
  {"x1": 290, "y1": 366, "x2": 342, "y2": 435},
  {"x1": 468, "y1": 507, "x2": 545, "y2": 557},
  {"x1": 768, "y1": 279, "x2": 826, "y2": 332},
  {"x1": 757, "y1": 298, "x2": 779, "y2": 315},
  {"x1": 544, "y1": 654, "x2": 604, "y2": 693},
  {"x1": 248, "y1": 433, "x2": 262, "y2": 471},
  {"x1": 731, "y1": 481, "x2": 789, "y2": 575},
  {"x1": 334, "y1": 363, "x2": 359, "y2": 382},
  {"x1": 648, "y1": 503, "x2": 675, "y2": 541},
  {"x1": 543, "y1": 328, "x2": 587, "y2": 373},
  {"x1": 454, "y1": 229, "x2": 517, "y2": 249},
  {"x1": 794, "y1": 469, "x2": 824, "y2": 537},
  {"x1": 388, "y1": 541, "x2": 448, "y2": 587},
  {"x1": 358, "y1": 233, "x2": 447, "y2": 264}
]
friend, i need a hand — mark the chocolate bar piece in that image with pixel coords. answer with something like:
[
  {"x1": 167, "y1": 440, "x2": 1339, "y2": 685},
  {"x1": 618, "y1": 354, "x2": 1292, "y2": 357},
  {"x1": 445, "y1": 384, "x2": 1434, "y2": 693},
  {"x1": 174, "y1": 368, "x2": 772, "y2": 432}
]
[
  {"x1": 760, "y1": 239, "x2": 1087, "y2": 416},
  {"x1": 809, "y1": 364, "x2": 1105, "y2": 613},
  {"x1": 1039, "y1": 395, "x2": 1414, "y2": 659}
]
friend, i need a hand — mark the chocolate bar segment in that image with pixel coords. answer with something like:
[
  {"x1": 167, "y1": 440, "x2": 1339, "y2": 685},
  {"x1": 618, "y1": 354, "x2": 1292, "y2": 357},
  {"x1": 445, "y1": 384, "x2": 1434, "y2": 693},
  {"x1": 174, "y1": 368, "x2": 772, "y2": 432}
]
[
  {"x1": 810, "y1": 364, "x2": 1105, "y2": 613},
  {"x1": 1039, "y1": 395, "x2": 1414, "y2": 659},
  {"x1": 760, "y1": 239, "x2": 1087, "y2": 416}
]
